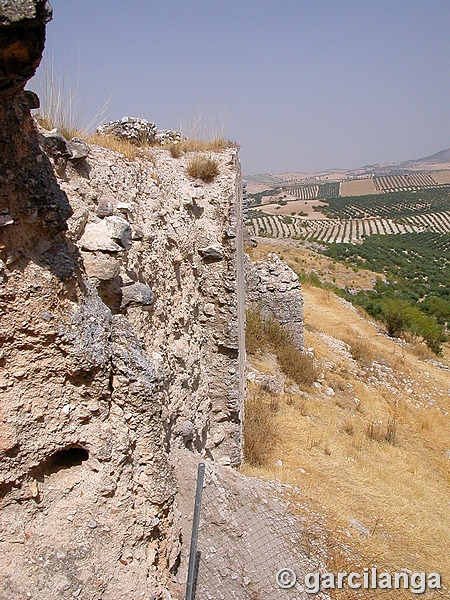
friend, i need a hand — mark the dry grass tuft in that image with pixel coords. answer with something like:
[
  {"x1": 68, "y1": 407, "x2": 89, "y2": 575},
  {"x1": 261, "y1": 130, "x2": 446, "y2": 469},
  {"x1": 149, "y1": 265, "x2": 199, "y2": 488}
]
[
  {"x1": 366, "y1": 417, "x2": 397, "y2": 444},
  {"x1": 243, "y1": 384, "x2": 278, "y2": 467},
  {"x1": 186, "y1": 154, "x2": 220, "y2": 182},
  {"x1": 34, "y1": 113, "x2": 81, "y2": 141},
  {"x1": 343, "y1": 334, "x2": 375, "y2": 365},
  {"x1": 168, "y1": 143, "x2": 183, "y2": 158},
  {"x1": 34, "y1": 113, "x2": 54, "y2": 131},
  {"x1": 246, "y1": 308, "x2": 318, "y2": 386},
  {"x1": 276, "y1": 343, "x2": 318, "y2": 387}
]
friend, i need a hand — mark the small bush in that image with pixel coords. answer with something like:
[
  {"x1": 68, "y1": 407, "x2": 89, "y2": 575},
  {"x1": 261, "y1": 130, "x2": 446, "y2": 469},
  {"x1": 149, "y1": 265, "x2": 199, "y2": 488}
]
[
  {"x1": 169, "y1": 143, "x2": 182, "y2": 158},
  {"x1": 245, "y1": 309, "x2": 267, "y2": 354},
  {"x1": 276, "y1": 343, "x2": 318, "y2": 386},
  {"x1": 186, "y1": 154, "x2": 220, "y2": 182},
  {"x1": 342, "y1": 419, "x2": 355, "y2": 435},
  {"x1": 366, "y1": 417, "x2": 397, "y2": 444}
]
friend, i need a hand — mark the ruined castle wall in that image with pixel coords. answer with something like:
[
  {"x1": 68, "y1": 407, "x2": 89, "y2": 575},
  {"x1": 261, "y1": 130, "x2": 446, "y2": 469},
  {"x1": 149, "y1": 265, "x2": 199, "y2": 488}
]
[
  {"x1": 0, "y1": 3, "x2": 245, "y2": 598},
  {"x1": 245, "y1": 252, "x2": 304, "y2": 350},
  {"x1": 60, "y1": 143, "x2": 244, "y2": 466}
]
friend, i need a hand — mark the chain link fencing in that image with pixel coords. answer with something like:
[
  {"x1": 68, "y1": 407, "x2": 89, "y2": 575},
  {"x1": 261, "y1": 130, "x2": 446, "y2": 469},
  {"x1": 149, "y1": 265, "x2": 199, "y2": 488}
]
[{"x1": 185, "y1": 463, "x2": 447, "y2": 600}]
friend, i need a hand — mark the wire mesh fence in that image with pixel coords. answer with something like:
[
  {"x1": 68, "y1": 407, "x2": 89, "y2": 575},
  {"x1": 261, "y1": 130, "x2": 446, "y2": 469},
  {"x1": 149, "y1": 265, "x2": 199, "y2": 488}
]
[{"x1": 186, "y1": 462, "x2": 447, "y2": 600}]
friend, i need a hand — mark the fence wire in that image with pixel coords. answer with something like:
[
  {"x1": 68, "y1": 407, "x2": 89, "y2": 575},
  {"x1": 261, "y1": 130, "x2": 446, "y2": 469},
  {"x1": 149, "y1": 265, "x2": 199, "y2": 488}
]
[{"x1": 187, "y1": 462, "x2": 447, "y2": 600}]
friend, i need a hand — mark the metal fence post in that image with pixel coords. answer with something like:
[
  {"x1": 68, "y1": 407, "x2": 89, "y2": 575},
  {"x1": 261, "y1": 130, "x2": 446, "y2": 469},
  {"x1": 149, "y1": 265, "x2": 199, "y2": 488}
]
[{"x1": 185, "y1": 462, "x2": 206, "y2": 600}]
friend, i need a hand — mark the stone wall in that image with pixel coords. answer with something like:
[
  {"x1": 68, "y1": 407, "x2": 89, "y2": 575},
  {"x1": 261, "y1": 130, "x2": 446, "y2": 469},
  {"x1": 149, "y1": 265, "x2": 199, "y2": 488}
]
[
  {"x1": 58, "y1": 142, "x2": 244, "y2": 467},
  {"x1": 0, "y1": 2, "x2": 245, "y2": 598},
  {"x1": 245, "y1": 252, "x2": 304, "y2": 349}
]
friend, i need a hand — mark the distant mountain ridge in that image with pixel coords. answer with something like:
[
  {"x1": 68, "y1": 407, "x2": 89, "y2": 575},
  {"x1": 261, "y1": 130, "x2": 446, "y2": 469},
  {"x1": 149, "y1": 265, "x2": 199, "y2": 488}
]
[
  {"x1": 401, "y1": 147, "x2": 450, "y2": 165},
  {"x1": 246, "y1": 147, "x2": 450, "y2": 183}
]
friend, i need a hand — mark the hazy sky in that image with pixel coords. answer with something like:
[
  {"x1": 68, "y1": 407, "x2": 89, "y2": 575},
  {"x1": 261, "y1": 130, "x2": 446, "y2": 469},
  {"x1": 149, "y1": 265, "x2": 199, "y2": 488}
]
[{"x1": 31, "y1": 0, "x2": 450, "y2": 174}]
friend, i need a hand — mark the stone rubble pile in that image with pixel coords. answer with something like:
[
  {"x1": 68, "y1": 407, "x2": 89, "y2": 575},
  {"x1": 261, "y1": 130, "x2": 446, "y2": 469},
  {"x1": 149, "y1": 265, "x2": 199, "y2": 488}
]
[{"x1": 96, "y1": 116, "x2": 184, "y2": 146}]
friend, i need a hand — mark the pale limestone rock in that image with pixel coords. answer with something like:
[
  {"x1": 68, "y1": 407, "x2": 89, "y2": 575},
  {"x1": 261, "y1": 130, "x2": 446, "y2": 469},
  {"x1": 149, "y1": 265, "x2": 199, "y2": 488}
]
[
  {"x1": 80, "y1": 216, "x2": 131, "y2": 252},
  {"x1": 82, "y1": 252, "x2": 120, "y2": 281}
]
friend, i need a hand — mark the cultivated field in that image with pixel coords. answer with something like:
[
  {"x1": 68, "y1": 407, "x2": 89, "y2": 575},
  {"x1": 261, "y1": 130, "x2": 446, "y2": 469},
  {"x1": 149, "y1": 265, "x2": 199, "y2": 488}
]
[
  {"x1": 248, "y1": 211, "x2": 450, "y2": 243},
  {"x1": 248, "y1": 186, "x2": 450, "y2": 243},
  {"x1": 374, "y1": 173, "x2": 437, "y2": 192},
  {"x1": 340, "y1": 178, "x2": 377, "y2": 196},
  {"x1": 432, "y1": 170, "x2": 450, "y2": 184}
]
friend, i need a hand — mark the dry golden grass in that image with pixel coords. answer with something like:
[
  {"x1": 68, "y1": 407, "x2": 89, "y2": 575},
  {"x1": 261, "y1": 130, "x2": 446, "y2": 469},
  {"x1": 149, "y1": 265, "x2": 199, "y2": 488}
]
[
  {"x1": 243, "y1": 383, "x2": 279, "y2": 467},
  {"x1": 35, "y1": 111, "x2": 233, "y2": 163},
  {"x1": 169, "y1": 137, "x2": 235, "y2": 159},
  {"x1": 246, "y1": 308, "x2": 318, "y2": 386},
  {"x1": 83, "y1": 133, "x2": 142, "y2": 160},
  {"x1": 342, "y1": 334, "x2": 376, "y2": 366},
  {"x1": 176, "y1": 137, "x2": 234, "y2": 153},
  {"x1": 244, "y1": 282, "x2": 450, "y2": 585}
]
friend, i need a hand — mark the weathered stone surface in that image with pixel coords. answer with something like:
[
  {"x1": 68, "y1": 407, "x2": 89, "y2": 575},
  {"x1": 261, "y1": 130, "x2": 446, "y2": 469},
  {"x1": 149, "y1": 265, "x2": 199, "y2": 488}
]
[
  {"x1": 96, "y1": 119, "x2": 185, "y2": 148},
  {"x1": 96, "y1": 116, "x2": 157, "y2": 145},
  {"x1": 199, "y1": 243, "x2": 225, "y2": 260},
  {"x1": 39, "y1": 129, "x2": 90, "y2": 162},
  {"x1": 96, "y1": 196, "x2": 114, "y2": 217},
  {"x1": 81, "y1": 251, "x2": 120, "y2": 281},
  {"x1": 246, "y1": 252, "x2": 304, "y2": 349},
  {"x1": 121, "y1": 281, "x2": 154, "y2": 308},
  {"x1": 24, "y1": 88, "x2": 39, "y2": 108},
  {"x1": 0, "y1": 0, "x2": 52, "y2": 94},
  {"x1": 0, "y1": 5, "x2": 186, "y2": 597},
  {"x1": 0, "y1": 5, "x2": 246, "y2": 597},
  {"x1": 66, "y1": 136, "x2": 90, "y2": 161},
  {"x1": 1, "y1": 119, "x2": 245, "y2": 597}
]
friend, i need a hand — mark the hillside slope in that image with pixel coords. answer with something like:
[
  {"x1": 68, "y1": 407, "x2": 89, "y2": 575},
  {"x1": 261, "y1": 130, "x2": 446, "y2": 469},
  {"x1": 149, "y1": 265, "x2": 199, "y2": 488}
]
[{"x1": 244, "y1": 247, "x2": 450, "y2": 592}]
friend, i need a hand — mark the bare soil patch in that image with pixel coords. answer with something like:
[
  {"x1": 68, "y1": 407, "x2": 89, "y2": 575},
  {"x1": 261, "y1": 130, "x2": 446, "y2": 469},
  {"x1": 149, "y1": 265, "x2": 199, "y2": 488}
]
[
  {"x1": 261, "y1": 199, "x2": 329, "y2": 219},
  {"x1": 340, "y1": 178, "x2": 378, "y2": 196},
  {"x1": 432, "y1": 170, "x2": 450, "y2": 184},
  {"x1": 246, "y1": 183, "x2": 274, "y2": 194}
]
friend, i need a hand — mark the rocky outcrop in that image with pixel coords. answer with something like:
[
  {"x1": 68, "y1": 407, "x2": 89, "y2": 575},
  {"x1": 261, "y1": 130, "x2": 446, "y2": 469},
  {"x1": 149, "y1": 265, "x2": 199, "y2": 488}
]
[
  {"x1": 39, "y1": 128, "x2": 90, "y2": 162},
  {"x1": 0, "y1": 2, "x2": 245, "y2": 598},
  {"x1": 245, "y1": 252, "x2": 304, "y2": 349}
]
